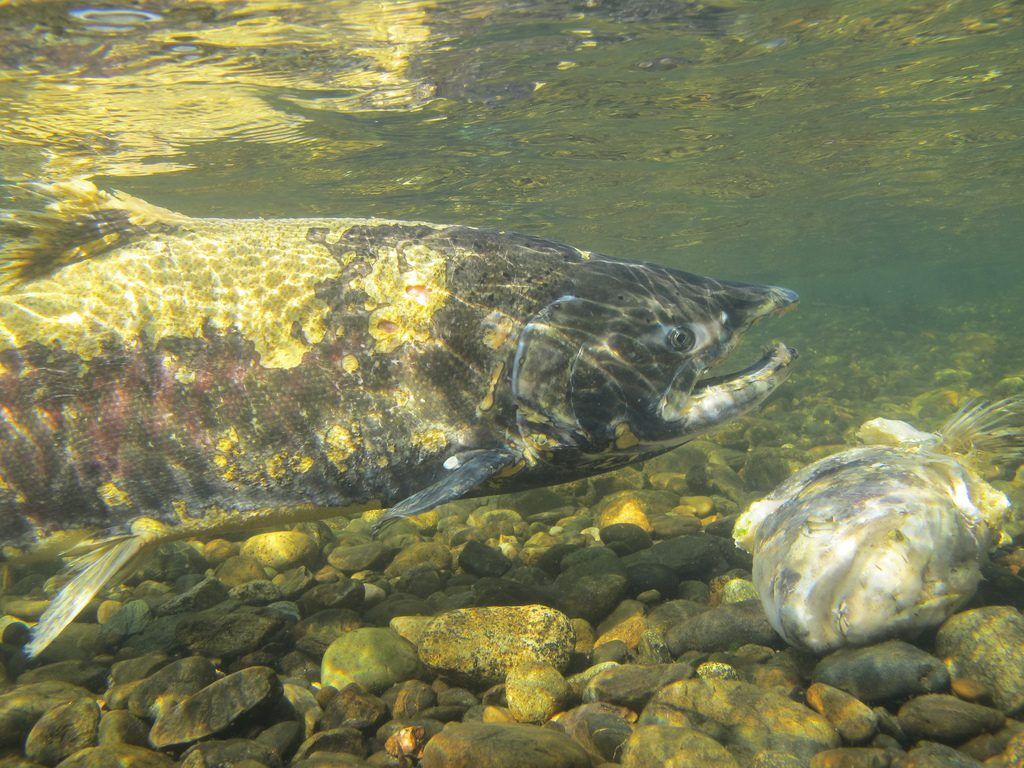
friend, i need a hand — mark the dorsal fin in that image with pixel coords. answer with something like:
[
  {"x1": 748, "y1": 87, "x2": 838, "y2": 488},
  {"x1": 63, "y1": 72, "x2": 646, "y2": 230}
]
[
  {"x1": 938, "y1": 395, "x2": 1024, "y2": 464},
  {"x1": 0, "y1": 179, "x2": 189, "y2": 290}
]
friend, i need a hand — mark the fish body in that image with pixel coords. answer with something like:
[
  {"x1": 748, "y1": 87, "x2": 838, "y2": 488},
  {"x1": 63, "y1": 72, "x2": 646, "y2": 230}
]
[
  {"x1": 734, "y1": 401, "x2": 1022, "y2": 654},
  {"x1": 0, "y1": 181, "x2": 798, "y2": 654}
]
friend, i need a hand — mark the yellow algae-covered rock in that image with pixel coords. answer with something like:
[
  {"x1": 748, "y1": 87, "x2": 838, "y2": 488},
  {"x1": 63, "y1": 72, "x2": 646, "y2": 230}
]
[
  {"x1": 418, "y1": 605, "x2": 575, "y2": 688},
  {"x1": 241, "y1": 530, "x2": 318, "y2": 570},
  {"x1": 506, "y1": 661, "x2": 571, "y2": 723},
  {"x1": 321, "y1": 628, "x2": 423, "y2": 693},
  {"x1": 595, "y1": 492, "x2": 654, "y2": 532}
]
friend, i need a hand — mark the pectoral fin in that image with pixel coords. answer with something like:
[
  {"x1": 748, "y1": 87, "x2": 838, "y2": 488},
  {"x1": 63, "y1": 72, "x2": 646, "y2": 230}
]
[
  {"x1": 25, "y1": 531, "x2": 157, "y2": 658},
  {"x1": 372, "y1": 449, "x2": 520, "y2": 535}
]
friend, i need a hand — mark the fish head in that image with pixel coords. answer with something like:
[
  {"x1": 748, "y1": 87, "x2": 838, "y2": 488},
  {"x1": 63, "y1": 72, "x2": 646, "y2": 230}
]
[{"x1": 511, "y1": 258, "x2": 798, "y2": 456}]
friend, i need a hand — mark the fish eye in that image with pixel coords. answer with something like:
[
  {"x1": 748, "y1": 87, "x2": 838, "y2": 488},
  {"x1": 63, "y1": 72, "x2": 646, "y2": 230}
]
[{"x1": 667, "y1": 325, "x2": 695, "y2": 351}]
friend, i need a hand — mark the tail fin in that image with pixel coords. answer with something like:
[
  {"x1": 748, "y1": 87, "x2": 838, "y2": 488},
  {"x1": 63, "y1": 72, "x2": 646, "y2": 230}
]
[
  {"x1": 939, "y1": 395, "x2": 1024, "y2": 465},
  {"x1": 0, "y1": 179, "x2": 187, "y2": 290},
  {"x1": 25, "y1": 532, "x2": 154, "y2": 658}
]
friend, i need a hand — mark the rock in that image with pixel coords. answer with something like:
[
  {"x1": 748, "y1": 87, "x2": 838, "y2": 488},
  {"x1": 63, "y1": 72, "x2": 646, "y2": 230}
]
[
  {"x1": 620, "y1": 724, "x2": 740, "y2": 767},
  {"x1": 319, "y1": 685, "x2": 387, "y2": 731},
  {"x1": 229, "y1": 579, "x2": 285, "y2": 606},
  {"x1": 178, "y1": 738, "x2": 283, "y2": 768},
  {"x1": 327, "y1": 542, "x2": 393, "y2": 574},
  {"x1": 809, "y1": 748, "x2": 893, "y2": 767},
  {"x1": 255, "y1": 720, "x2": 303, "y2": 758},
  {"x1": 936, "y1": 607, "x2": 1024, "y2": 714},
  {"x1": 293, "y1": 609, "x2": 363, "y2": 657},
  {"x1": 641, "y1": 679, "x2": 840, "y2": 763},
  {"x1": 25, "y1": 698, "x2": 100, "y2": 765},
  {"x1": 127, "y1": 656, "x2": 218, "y2": 720},
  {"x1": 290, "y1": 756, "x2": 369, "y2": 768},
  {"x1": 636, "y1": 534, "x2": 727, "y2": 578},
  {"x1": 595, "y1": 492, "x2": 655, "y2": 532},
  {"x1": 897, "y1": 694, "x2": 1004, "y2": 744},
  {"x1": 0, "y1": 680, "x2": 92, "y2": 748},
  {"x1": 214, "y1": 555, "x2": 268, "y2": 588},
  {"x1": 296, "y1": 580, "x2": 364, "y2": 615},
  {"x1": 291, "y1": 727, "x2": 365, "y2": 762},
  {"x1": 418, "y1": 605, "x2": 574, "y2": 688},
  {"x1": 321, "y1": 628, "x2": 422, "y2": 693},
  {"x1": 97, "y1": 710, "x2": 149, "y2": 747},
  {"x1": 806, "y1": 683, "x2": 878, "y2": 745},
  {"x1": 458, "y1": 540, "x2": 511, "y2": 577},
  {"x1": 600, "y1": 524, "x2": 653, "y2": 555},
  {"x1": 176, "y1": 607, "x2": 285, "y2": 659},
  {"x1": 273, "y1": 567, "x2": 316, "y2": 600},
  {"x1": 149, "y1": 666, "x2": 282, "y2": 749},
  {"x1": 18, "y1": 660, "x2": 109, "y2": 693},
  {"x1": 241, "y1": 531, "x2": 318, "y2": 570},
  {"x1": 898, "y1": 741, "x2": 983, "y2": 767},
  {"x1": 813, "y1": 640, "x2": 949, "y2": 704},
  {"x1": 554, "y1": 551, "x2": 628, "y2": 624},
  {"x1": 54, "y1": 745, "x2": 175, "y2": 767},
  {"x1": 624, "y1": 562, "x2": 679, "y2": 599},
  {"x1": 383, "y1": 542, "x2": 451, "y2": 579},
  {"x1": 109, "y1": 653, "x2": 170, "y2": 686},
  {"x1": 751, "y1": 751, "x2": 806, "y2": 768},
  {"x1": 154, "y1": 578, "x2": 229, "y2": 616},
  {"x1": 552, "y1": 702, "x2": 633, "y2": 763},
  {"x1": 582, "y1": 662, "x2": 693, "y2": 711},
  {"x1": 419, "y1": 722, "x2": 591, "y2": 768},
  {"x1": 664, "y1": 600, "x2": 780, "y2": 653},
  {"x1": 387, "y1": 680, "x2": 438, "y2": 719},
  {"x1": 505, "y1": 661, "x2": 571, "y2": 723}
]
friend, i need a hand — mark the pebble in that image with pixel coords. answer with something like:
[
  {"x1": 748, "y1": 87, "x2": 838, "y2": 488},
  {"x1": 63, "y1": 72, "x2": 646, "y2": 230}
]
[
  {"x1": 641, "y1": 678, "x2": 840, "y2": 762},
  {"x1": 806, "y1": 682, "x2": 878, "y2": 744},
  {"x1": 241, "y1": 530, "x2": 319, "y2": 570},
  {"x1": 0, "y1": 680, "x2": 92, "y2": 748},
  {"x1": 17, "y1": 660, "x2": 109, "y2": 693},
  {"x1": 154, "y1": 578, "x2": 228, "y2": 616},
  {"x1": 665, "y1": 600, "x2": 780, "y2": 653},
  {"x1": 176, "y1": 606, "x2": 286, "y2": 659},
  {"x1": 149, "y1": 666, "x2": 283, "y2": 749},
  {"x1": 553, "y1": 550, "x2": 628, "y2": 624},
  {"x1": 327, "y1": 542, "x2": 392, "y2": 574},
  {"x1": 179, "y1": 738, "x2": 283, "y2": 767},
  {"x1": 898, "y1": 741, "x2": 984, "y2": 767},
  {"x1": 813, "y1": 640, "x2": 949, "y2": 703},
  {"x1": 504, "y1": 661, "x2": 571, "y2": 722},
  {"x1": 808, "y1": 747, "x2": 893, "y2": 767},
  {"x1": 599, "y1": 524, "x2": 653, "y2": 555},
  {"x1": 319, "y1": 685, "x2": 387, "y2": 730},
  {"x1": 595, "y1": 492, "x2": 654, "y2": 531},
  {"x1": 321, "y1": 628, "x2": 422, "y2": 693},
  {"x1": 896, "y1": 694, "x2": 1004, "y2": 744},
  {"x1": 291, "y1": 727, "x2": 365, "y2": 762},
  {"x1": 582, "y1": 662, "x2": 693, "y2": 711},
  {"x1": 936, "y1": 606, "x2": 1024, "y2": 715},
  {"x1": 553, "y1": 702, "x2": 634, "y2": 762},
  {"x1": 25, "y1": 697, "x2": 100, "y2": 765},
  {"x1": 620, "y1": 723, "x2": 740, "y2": 767},
  {"x1": 635, "y1": 534, "x2": 728, "y2": 579},
  {"x1": 54, "y1": 744, "x2": 176, "y2": 767},
  {"x1": 214, "y1": 555, "x2": 268, "y2": 588},
  {"x1": 97, "y1": 710, "x2": 149, "y2": 747},
  {"x1": 126, "y1": 656, "x2": 218, "y2": 720},
  {"x1": 457, "y1": 540, "x2": 511, "y2": 577},
  {"x1": 417, "y1": 605, "x2": 574, "y2": 688},
  {"x1": 383, "y1": 541, "x2": 451, "y2": 578},
  {"x1": 419, "y1": 722, "x2": 591, "y2": 768}
]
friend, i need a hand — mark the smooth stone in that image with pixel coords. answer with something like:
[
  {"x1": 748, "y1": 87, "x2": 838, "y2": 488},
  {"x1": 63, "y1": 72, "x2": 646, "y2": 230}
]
[
  {"x1": 458, "y1": 540, "x2": 511, "y2": 578},
  {"x1": 296, "y1": 579, "x2": 364, "y2": 615},
  {"x1": 327, "y1": 543, "x2": 392, "y2": 574},
  {"x1": 176, "y1": 607, "x2": 285, "y2": 659},
  {"x1": 620, "y1": 724, "x2": 740, "y2": 767},
  {"x1": 178, "y1": 738, "x2": 283, "y2": 768},
  {"x1": 383, "y1": 542, "x2": 451, "y2": 579},
  {"x1": 214, "y1": 556, "x2": 268, "y2": 588},
  {"x1": 808, "y1": 747, "x2": 893, "y2": 768},
  {"x1": 665, "y1": 600, "x2": 780, "y2": 653},
  {"x1": 582, "y1": 662, "x2": 693, "y2": 711},
  {"x1": 419, "y1": 722, "x2": 591, "y2": 768},
  {"x1": 255, "y1": 720, "x2": 303, "y2": 758},
  {"x1": 505, "y1": 661, "x2": 571, "y2": 723},
  {"x1": 319, "y1": 685, "x2": 387, "y2": 731},
  {"x1": 552, "y1": 702, "x2": 633, "y2": 763},
  {"x1": 18, "y1": 660, "x2": 109, "y2": 693},
  {"x1": 290, "y1": 756, "x2": 370, "y2": 768},
  {"x1": 633, "y1": 534, "x2": 728, "y2": 578},
  {"x1": 229, "y1": 580, "x2": 284, "y2": 606},
  {"x1": 127, "y1": 656, "x2": 218, "y2": 720},
  {"x1": 813, "y1": 640, "x2": 949, "y2": 704},
  {"x1": 897, "y1": 694, "x2": 1004, "y2": 744},
  {"x1": 898, "y1": 741, "x2": 983, "y2": 767},
  {"x1": 936, "y1": 606, "x2": 1024, "y2": 715},
  {"x1": 595, "y1": 493, "x2": 655, "y2": 532},
  {"x1": 153, "y1": 578, "x2": 228, "y2": 616},
  {"x1": 97, "y1": 710, "x2": 149, "y2": 747},
  {"x1": 641, "y1": 679, "x2": 840, "y2": 763},
  {"x1": 241, "y1": 531, "x2": 318, "y2": 570},
  {"x1": 554, "y1": 554, "x2": 628, "y2": 625},
  {"x1": 599, "y1": 524, "x2": 653, "y2": 555},
  {"x1": 806, "y1": 682, "x2": 878, "y2": 745},
  {"x1": 321, "y1": 628, "x2": 422, "y2": 693},
  {"x1": 387, "y1": 680, "x2": 438, "y2": 719},
  {"x1": 418, "y1": 605, "x2": 574, "y2": 688},
  {"x1": 624, "y1": 561, "x2": 679, "y2": 598},
  {"x1": 109, "y1": 653, "x2": 170, "y2": 686},
  {"x1": 291, "y1": 727, "x2": 365, "y2": 762},
  {"x1": 54, "y1": 745, "x2": 175, "y2": 767},
  {"x1": 293, "y1": 608, "x2": 363, "y2": 657},
  {"x1": 25, "y1": 698, "x2": 101, "y2": 766},
  {"x1": 0, "y1": 680, "x2": 91, "y2": 748},
  {"x1": 149, "y1": 666, "x2": 282, "y2": 749}
]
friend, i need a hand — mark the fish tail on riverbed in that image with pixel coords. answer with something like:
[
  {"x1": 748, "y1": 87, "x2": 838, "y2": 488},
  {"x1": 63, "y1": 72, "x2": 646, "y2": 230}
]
[{"x1": 25, "y1": 531, "x2": 154, "y2": 658}]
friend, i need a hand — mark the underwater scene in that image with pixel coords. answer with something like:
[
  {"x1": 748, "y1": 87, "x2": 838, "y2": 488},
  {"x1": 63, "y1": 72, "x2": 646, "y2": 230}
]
[{"x1": 0, "y1": 0, "x2": 1022, "y2": 766}]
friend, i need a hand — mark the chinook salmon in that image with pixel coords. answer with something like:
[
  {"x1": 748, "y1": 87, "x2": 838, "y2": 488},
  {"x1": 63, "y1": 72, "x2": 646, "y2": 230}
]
[{"x1": 0, "y1": 181, "x2": 798, "y2": 656}]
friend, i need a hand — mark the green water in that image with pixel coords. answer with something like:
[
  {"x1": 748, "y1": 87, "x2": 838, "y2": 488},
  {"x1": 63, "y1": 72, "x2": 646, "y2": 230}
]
[{"x1": 1, "y1": 0, "x2": 1021, "y2": 375}]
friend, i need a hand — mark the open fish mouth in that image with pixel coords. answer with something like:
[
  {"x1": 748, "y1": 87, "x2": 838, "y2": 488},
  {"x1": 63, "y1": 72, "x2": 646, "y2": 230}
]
[{"x1": 660, "y1": 342, "x2": 797, "y2": 428}]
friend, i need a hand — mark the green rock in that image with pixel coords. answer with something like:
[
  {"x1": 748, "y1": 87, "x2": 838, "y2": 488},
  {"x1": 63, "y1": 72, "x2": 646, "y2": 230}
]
[
  {"x1": 149, "y1": 666, "x2": 282, "y2": 749},
  {"x1": 25, "y1": 698, "x2": 100, "y2": 766},
  {"x1": 0, "y1": 680, "x2": 92, "y2": 748},
  {"x1": 176, "y1": 606, "x2": 285, "y2": 658},
  {"x1": 813, "y1": 640, "x2": 949, "y2": 704},
  {"x1": 418, "y1": 605, "x2": 574, "y2": 688},
  {"x1": 241, "y1": 531, "x2": 318, "y2": 571},
  {"x1": 127, "y1": 656, "x2": 217, "y2": 720},
  {"x1": 936, "y1": 606, "x2": 1024, "y2": 715},
  {"x1": 54, "y1": 745, "x2": 175, "y2": 767},
  {"x1": 18, "y1": 660, "x2": 109, "y2": 692},
  {"x1": 420, "y1": 723, "x2": 590, "y2": 768},
  {"x1": 505, "y1": 661, "x2": 570, "y2": 723},
  {"x1": 321, "y1": 628, "x2": 422, "y2": 693},
  {"x1": 897, "y1": 694, "x2": 1004, "y2": 744},
  {"x1": 97, "y1": 710, "x2": 149, "y2": 747},
  {"x1": 620, "y1": 724, "x2": 739, "y2": 768}
]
